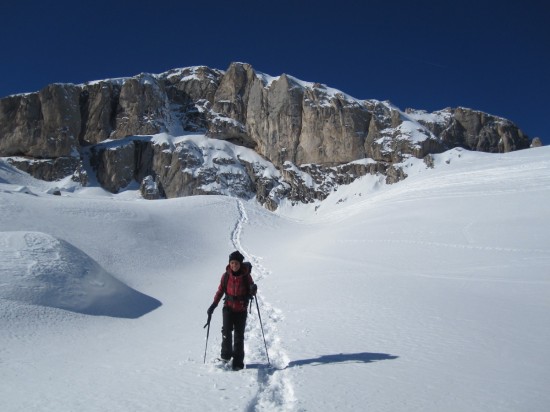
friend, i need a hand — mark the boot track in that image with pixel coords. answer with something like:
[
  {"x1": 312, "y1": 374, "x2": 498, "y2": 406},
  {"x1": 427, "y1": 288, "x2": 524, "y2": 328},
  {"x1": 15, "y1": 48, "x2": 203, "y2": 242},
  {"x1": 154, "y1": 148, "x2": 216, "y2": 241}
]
[{"x1": 232, "y1": 200, "x2": 296, "y2": 411}]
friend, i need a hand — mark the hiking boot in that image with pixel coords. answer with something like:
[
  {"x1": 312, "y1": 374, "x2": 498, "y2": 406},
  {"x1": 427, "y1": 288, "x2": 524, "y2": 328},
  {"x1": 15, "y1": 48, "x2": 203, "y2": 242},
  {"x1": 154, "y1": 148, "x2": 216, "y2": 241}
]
[{"x1": 232, "y1": 362, "x2": 244, "y2": 371}]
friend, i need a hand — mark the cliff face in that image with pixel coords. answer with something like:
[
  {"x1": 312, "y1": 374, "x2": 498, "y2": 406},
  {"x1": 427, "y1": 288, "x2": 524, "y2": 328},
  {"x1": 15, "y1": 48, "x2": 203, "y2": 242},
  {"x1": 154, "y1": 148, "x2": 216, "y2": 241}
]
[
  {"x1": 0, "y1": 84, "x2": 81, "y2": 157},
  {"x1": 0, "y1": 62, "x2": 533, "y2": 208}
]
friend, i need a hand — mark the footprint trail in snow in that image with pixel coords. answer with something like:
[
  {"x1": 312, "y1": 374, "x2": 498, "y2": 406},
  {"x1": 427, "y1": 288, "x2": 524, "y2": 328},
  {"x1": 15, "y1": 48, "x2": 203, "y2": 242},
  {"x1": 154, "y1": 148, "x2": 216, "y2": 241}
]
[{"x1": 231, "y1": 200, "x2": 296, "y2": 411}]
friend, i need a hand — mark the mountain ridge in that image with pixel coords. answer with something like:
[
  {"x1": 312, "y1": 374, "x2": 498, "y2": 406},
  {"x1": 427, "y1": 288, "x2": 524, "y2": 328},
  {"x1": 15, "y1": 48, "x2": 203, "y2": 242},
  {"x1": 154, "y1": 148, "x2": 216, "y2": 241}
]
[{"x1": 0, "y1": 62, "x2": 536, "y2": 209}]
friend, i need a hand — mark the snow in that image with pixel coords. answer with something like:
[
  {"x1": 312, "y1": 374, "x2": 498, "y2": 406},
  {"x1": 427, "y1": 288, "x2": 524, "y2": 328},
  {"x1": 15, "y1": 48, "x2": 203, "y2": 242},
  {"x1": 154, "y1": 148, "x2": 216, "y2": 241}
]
[
  {"x1": 253, "y1": 70, "x2": 364, "y2": 107},
  {"x1": 1, "y1": 146, "x2": 550, "y2": 411},
  {"x1": 378, "y1": 119, "x2": 435, "y2": 144},
  {"x1": 0, "y1": 231, "x2": 161, "y2": 318},
  {"x1": 406, "y1": 108, "x2": 452, "y2": 124},
  {"x1": 255, "y1": 71, "x2": 279, "y2": 87},
  {"x1": 82, "y1": 77, "x2": 128, "y2": 88},
  {"x1": 150, "y1": 133, "x2": 281, "y2": 180}
]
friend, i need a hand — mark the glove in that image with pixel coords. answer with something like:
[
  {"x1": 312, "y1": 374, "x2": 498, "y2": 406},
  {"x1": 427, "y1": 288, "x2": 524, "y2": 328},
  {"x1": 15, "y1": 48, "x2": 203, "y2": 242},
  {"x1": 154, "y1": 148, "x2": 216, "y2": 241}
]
[
  {"x1": 249, "y1": 284, "x2": 257, "y2": 296},
  {"x1": 207, "y1": 303, "x2": 216, "y2": 316}
]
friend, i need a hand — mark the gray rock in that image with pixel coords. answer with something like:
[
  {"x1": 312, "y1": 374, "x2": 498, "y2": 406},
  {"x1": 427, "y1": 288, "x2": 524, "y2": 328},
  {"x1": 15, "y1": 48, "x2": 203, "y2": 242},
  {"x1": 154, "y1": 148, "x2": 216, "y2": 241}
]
[
  {"x1": 79, "y1": 81, "x2": 121, "y2": 144},
  {"x1": 140, "y1": 175, "x2": 161, "y2": 200},
  {"x1": 296, "y1": 86, "x2": 370, "y2": 165},
  {"x1": 7, "y1": 156, "x2": 83, "y2": 182},
  {"x1": 412, "y1": 107, "x2": 530, "y2": 152},
  {"x1": 208, "y1": 63, "x2": 259, "y2": 147},
  {"x1": 247, "y1": 73, "x2": 305, "y2": 165},
  {"x1": 423, "y1": 154, "x2": 435, "y2": 169},
  {"x1": 111, "y1": 74, "x2": 172, "y2": 139},
  {"x1": 0, "y1": 84, "x2": 81, "y2": 158},
  {"x1": 150, "y1": 138, "x2": 256, "y2": 199},
  {"x1": 161, "y1": 66, "x2": 223, "y2": 132},
  {"x1": 92, "y1": 140, "x2": 136, "y2": 193},
  {"x1": 531, "y1": 137, "x2": 542, "y2": 148},
  {"x1": 0, "y1": 63, "x2": 534, "y2": 210}
]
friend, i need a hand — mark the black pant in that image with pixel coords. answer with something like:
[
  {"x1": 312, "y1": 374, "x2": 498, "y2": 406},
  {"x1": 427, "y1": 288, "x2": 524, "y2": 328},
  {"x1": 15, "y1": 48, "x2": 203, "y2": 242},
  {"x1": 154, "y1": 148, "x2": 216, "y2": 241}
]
[{"x1": 221, "y1": 306, "x2": 247, "y2": 367}]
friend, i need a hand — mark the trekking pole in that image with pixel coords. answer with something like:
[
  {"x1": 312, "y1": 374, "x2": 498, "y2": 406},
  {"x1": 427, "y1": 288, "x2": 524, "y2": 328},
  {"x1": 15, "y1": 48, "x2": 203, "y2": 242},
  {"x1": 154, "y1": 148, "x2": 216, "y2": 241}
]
[
  {"x1": 254, "y1": 296, "x2": 271, "y2": 366},
  {"x1": 203, "y1": 313, "x2": 212, "y2": 364}
]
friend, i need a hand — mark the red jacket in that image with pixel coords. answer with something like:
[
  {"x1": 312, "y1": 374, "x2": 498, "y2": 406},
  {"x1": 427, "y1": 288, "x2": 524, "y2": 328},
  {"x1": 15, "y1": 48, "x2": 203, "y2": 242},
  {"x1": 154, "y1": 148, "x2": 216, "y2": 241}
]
[{"x1": 213, "y1": 263, "x2": 254, "y2": 312}]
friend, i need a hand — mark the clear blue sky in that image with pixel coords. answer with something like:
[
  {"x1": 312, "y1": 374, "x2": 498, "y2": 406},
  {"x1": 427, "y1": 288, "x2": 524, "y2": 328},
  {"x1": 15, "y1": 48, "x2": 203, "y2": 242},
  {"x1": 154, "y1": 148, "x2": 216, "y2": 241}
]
[{"x1": 1, "y1": 0, "x2": 548, "y2": 144}]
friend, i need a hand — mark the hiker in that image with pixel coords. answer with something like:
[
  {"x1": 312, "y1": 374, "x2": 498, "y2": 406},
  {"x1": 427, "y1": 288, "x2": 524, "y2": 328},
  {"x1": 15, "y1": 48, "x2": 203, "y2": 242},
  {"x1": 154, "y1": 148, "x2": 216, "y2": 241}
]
[{"x1": 207, "y1": 250, "x2": 257, "y2": 370}]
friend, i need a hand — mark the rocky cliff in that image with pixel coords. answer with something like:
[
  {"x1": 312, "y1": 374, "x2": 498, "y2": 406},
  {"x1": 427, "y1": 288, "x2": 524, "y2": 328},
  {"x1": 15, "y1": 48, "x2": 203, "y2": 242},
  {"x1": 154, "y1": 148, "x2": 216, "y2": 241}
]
[{"x1": 0, "y1": 62, "x2": 533, "y2": 209}]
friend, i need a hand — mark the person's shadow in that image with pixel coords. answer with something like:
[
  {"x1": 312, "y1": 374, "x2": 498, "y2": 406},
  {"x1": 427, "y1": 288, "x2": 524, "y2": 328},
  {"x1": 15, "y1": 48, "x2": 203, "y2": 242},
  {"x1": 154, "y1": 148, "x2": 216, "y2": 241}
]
[{"x1": 247, "y1": 352, "x2": 398, "y2": 370}]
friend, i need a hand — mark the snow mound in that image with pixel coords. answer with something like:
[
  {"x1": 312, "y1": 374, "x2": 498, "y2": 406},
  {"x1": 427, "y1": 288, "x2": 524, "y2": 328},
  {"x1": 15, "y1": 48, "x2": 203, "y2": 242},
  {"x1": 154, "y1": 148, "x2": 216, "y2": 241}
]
[{"x1": 0, "y1": 231, "x2": 161, "y2": 318}]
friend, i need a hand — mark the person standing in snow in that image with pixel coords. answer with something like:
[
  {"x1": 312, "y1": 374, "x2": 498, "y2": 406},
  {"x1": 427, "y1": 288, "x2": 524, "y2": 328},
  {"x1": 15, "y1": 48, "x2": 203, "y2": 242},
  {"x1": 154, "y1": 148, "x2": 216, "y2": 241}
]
[{"x1": 207, "y1": 250, "x2": 257, "y2": 371}]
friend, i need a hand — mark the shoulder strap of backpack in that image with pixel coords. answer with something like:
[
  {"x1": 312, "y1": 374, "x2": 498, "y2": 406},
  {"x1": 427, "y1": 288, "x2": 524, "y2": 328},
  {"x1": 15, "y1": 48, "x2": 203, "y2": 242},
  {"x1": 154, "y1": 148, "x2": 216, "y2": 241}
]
[{"x1": 223, "y1": 271, "x2": 229, "y2": 294}]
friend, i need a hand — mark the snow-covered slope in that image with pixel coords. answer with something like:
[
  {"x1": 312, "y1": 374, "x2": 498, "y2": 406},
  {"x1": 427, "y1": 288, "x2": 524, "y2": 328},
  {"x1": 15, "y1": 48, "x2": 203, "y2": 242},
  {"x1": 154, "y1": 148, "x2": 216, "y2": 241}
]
[
  {"x1": 0, "y1": 231, "x2": 160, "y2": 318},
  {"x1": 1, "y1": 146, "x2": 549, "y2": 411}
]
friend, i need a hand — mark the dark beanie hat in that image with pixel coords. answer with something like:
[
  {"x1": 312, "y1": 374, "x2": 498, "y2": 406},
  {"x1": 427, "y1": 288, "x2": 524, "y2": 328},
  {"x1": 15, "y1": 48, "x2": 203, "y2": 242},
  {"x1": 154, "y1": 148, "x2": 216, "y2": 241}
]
[{"x1": 229, "y1": 250, "x2": 244, "y2": 263}]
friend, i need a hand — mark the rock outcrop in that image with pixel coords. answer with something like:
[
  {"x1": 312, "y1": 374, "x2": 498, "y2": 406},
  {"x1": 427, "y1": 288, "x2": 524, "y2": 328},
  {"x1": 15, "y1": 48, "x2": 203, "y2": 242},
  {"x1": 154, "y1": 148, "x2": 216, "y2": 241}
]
[
  {"x1": 530, "y1": 137, "x2": 542, "y2": 148},
  {"x1": 0, "y1": 84, "x2": 81, "y2": 157},
  {"x1": 6, "y1": 156, "x2": 85, "y2": 183},
  {"x1": 407, "y1": 107, "x2": 530, "y2": 153},
  {"x1": 0, "y1": 62, "x2": 535, "y2": 209}
]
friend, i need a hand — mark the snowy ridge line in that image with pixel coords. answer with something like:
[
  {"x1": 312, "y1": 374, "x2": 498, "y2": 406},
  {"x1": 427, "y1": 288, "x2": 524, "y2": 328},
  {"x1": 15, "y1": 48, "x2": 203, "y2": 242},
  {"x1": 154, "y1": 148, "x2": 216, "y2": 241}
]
[{"x1": 232, "y1": 200, "x2": 296, "y2": 411}]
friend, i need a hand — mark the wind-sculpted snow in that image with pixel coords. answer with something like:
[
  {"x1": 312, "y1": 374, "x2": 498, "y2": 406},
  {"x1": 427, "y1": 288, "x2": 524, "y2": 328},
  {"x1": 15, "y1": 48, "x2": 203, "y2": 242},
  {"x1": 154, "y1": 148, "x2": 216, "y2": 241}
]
[{"x1": 0, "y1": 231, "x2": 161, "y2": 318}]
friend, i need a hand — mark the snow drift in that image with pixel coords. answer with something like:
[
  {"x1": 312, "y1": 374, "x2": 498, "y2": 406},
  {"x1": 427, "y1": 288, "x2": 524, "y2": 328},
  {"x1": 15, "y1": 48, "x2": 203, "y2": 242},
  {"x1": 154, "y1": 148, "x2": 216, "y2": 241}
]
[{"x1": 0, "y1": 231, "x2": 161, "y2": 318}]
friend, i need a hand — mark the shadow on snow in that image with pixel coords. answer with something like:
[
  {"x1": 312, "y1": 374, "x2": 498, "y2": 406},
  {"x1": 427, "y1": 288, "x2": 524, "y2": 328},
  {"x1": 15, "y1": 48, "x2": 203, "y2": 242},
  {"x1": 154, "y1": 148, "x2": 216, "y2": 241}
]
[{"x1": 246, "y1": 352, "x2": 398, "y2": 370}]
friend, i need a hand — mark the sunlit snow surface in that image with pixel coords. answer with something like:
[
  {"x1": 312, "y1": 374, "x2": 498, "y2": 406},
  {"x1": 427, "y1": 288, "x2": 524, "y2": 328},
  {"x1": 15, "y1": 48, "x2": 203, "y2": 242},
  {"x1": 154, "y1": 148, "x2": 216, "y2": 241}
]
[
  {"x1": 0, "y1": 231, "x2": 160, "y2": 318},
  {"x1": 1, "y1": 145, "x2": 549, "y2": 411}
]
